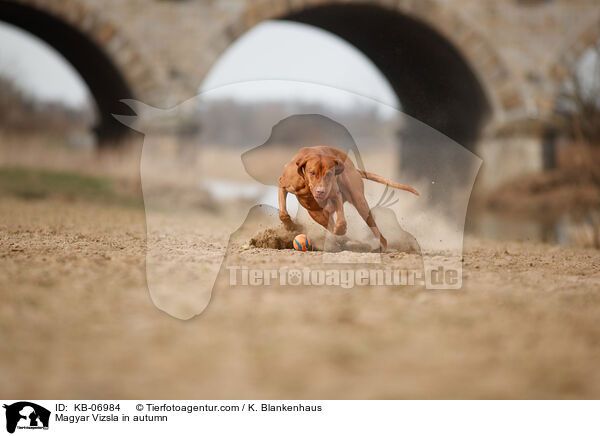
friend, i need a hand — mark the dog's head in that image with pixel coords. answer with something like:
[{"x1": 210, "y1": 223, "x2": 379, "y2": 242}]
[{"x1": 296, "y1": 153, "x2": 344, "y2": 203}]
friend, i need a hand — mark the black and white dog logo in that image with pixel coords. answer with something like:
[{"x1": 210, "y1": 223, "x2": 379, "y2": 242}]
[{"x1": 3, "y1": 402, "x2": 50, "y2": 434}]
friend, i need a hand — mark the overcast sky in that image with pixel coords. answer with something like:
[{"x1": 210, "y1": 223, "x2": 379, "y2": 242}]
[
  {"x1": 0, "y1": 20, "x2": 398, "y2": 113},
  {"x1": 0, "y1": 22, "x2": 90, "y2": 107},
  {"x1": 201, "y1": 21, "x2": 399, "y2": 112}
]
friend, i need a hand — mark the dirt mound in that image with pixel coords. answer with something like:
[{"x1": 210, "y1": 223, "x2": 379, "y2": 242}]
[
  {"x1": 249, "y1": 226, "x2": 299, "y2": 249},
  {"x1": 248, "y1": 225, "x2": 379, "y2": 252}
]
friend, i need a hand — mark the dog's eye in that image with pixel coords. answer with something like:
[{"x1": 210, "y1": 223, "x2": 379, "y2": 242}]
[{"x1": 310, "y1": 171, "x2": 316, "y2": 176}]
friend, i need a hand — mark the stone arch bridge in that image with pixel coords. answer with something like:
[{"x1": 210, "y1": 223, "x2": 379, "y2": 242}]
[{"x1": 1, "y1": 0, "x2": 598, "y2": 147}]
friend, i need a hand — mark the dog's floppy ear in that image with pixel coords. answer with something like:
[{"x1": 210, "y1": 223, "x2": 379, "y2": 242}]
[
  {"x1": 296, "y1": 156, "x2": 309, "y2": 177},
  {"x1": 334, "y1": 158, "x2": 345, "y2": 175}
]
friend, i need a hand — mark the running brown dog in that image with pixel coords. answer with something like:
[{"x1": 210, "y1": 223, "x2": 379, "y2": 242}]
[{"x1": 278, "y1": 146, "x2": 419, "y2": 250}]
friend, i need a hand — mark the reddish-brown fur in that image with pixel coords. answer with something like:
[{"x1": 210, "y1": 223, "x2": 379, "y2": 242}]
[{"x1": 278, "y1": 146, "x2": 419, "y2": 250}]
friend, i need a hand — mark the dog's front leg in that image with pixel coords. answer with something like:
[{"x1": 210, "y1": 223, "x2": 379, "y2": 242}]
[{"x1": 278, "y1": 182, "x2": 296, "y2": 230}]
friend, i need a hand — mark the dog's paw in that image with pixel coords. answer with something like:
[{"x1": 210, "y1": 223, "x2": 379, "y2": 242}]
[
  {"x1": 379, "y1": 236, "x2": 388, "y2": 252},
  {"x1": 333, "y1": 221, "x2": 347, "y2": 235},
  {"x1": 282, "y1": 219, "x2": 301, "y2": 232}
]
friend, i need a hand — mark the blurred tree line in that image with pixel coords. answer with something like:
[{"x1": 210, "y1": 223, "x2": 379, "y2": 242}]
[
  {"x1": 0, "y1": 74, "x2": 94, "y2": 134},
  {"x1": 197, "y1": 98, "x2": 399, "y2": 148},
  {"x1": 552, "y1": 41, "x2": 600, "y2": 184},
  {"x1": 556, "y1": 42, "x2": 600, "y2": 147}
]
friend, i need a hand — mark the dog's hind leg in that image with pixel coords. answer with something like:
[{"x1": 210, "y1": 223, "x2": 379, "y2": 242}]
[{"x1": 352, "y1": 194, "x2": 387, "y2": 251}]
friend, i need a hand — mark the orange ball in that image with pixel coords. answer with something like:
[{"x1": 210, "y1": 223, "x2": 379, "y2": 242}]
[{"x1": 293, "y1": 234, "x2": 312, "y2": 251}]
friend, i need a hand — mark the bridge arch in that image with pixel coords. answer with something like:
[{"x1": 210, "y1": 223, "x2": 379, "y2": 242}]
[
  {"x1": 213, "y1": 0, "x2": 525, "y2": 147},
  {"x1": 0, "y1": 0, "x2": 161, "y2": 141}
]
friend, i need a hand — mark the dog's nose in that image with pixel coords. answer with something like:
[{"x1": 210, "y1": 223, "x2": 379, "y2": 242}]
[{"x1": 315, "y1": 187, "x2": 326, "y2": 196}]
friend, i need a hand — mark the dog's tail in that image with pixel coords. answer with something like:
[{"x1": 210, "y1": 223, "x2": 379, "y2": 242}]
[{"x1": 358, "y1": 170, "x2": 420, "y2": 196}]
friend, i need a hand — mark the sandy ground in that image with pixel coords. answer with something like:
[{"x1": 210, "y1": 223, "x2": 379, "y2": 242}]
[{"x1": 2, "y1": 195, "x2": 600, "y2": 399}]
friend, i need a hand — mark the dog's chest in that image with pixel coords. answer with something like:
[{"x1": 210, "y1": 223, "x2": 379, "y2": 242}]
[{"x1": 296, "y1": 193, "x2": 322, "y2": 211}]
